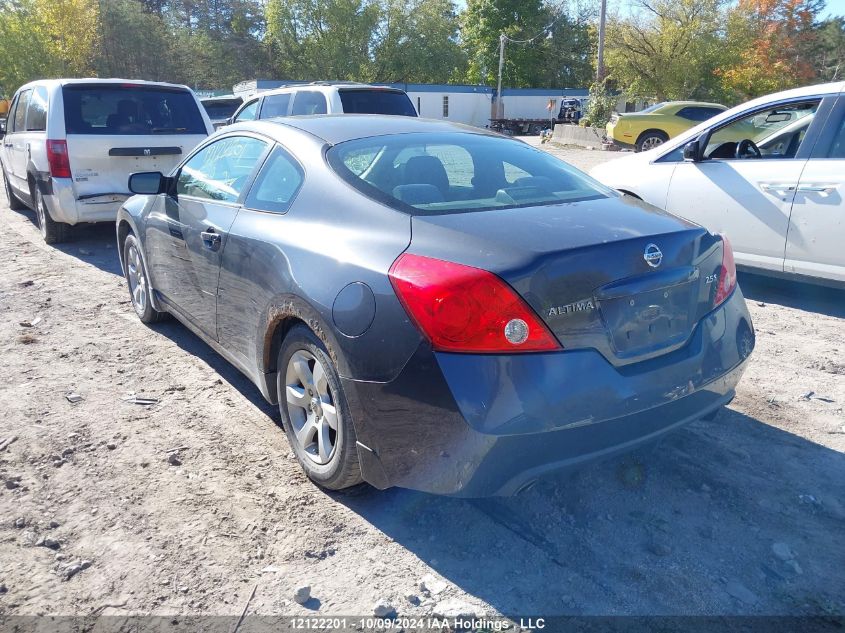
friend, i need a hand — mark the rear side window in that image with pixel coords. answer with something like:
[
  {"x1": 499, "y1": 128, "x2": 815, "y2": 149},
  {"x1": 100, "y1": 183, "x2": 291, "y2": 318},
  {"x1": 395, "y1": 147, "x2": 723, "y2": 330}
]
[
  {"x1": 827, "y1": 113, "x2": 845, "y2": 158},
  {"x1": 261, "y1": 93, "x2": 291, "y2": 118},
  {"x1": 62, "y1": 85, "x2": 207, "y2": 135},
  {"x1": 676, "y1": 106, "x2": 722, "y2": 122},
  {"x1": 338, "y1": 90, "x2": 417, "y2": 117},
  {"x1": 13, "y1": 89, "x2": 31, "y2": 133},
  {"x1": 245, "y1": 146, "x2": 304, "y2": 213},
  {"x1": 176, "y1": 135, "x2": 268, "y2": 202},
  {"x1": 328, "y1": 132, "x2": 611, "y2": 215},
  {"x1": 26, "y1": 86, "x2": 48, "y2": 131},
  {"x1": 291, "y1": 91, "x2": 327, "y2": 115}
]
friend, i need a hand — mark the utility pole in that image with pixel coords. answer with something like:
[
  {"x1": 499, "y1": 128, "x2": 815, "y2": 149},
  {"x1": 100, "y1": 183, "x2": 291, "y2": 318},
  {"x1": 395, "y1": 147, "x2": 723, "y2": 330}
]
[
  {"x1": 496, "y1": 33, "x2": 506, "y2": 119},
  {"x1": 596, "y1": 0, "x2": 607, "y2": 82}
]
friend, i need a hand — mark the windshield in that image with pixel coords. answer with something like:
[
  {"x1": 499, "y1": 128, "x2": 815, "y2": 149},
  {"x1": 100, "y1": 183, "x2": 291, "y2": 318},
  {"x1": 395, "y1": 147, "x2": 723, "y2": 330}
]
[
  {"x1": 639, "y1": 102, "x2": 667, "y2": 114},
  {"x1": 327, "y1": 133, "x2": 612, "y2": 215},
  {"x1": 338, "y1": 89, "x2": 417, "y2": 116},
  {"x1": 63, "y1": 84, "x2": 207, "y2": 135}
]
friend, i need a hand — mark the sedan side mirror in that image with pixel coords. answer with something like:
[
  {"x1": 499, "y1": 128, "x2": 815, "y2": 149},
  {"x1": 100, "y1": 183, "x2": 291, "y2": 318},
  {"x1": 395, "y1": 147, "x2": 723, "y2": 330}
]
[
  {"x1": 129, "y1": 171, "x2": 167, "y2": 195},
  {"x1": 683, "y1": 140, "x2": 701, "y2": 162}
]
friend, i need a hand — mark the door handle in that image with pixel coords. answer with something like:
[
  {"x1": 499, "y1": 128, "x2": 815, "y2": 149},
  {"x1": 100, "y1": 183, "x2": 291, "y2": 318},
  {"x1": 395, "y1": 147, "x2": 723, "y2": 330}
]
[
  {"x1": 796, "y1": 184, "x2": 837, "y2": 193},
  {"x1": 759, "y1": 183, "x2": 796, "y2": 193},
  {"x1": 201, "y1": 227, "x2": 222, "y2": 251}
]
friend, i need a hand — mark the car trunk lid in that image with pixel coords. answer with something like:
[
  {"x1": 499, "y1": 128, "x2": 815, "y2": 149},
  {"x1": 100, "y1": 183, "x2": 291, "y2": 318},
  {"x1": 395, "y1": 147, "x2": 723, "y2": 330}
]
[{"x1": 407, "y1": 195, "x2": 724, "y2": 365}]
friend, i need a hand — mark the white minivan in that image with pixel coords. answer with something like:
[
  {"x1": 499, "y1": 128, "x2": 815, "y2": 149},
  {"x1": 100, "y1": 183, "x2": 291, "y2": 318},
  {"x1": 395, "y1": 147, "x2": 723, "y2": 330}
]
[{"x1": 0, "y1": 79, "x2": 212, "y2": 243}]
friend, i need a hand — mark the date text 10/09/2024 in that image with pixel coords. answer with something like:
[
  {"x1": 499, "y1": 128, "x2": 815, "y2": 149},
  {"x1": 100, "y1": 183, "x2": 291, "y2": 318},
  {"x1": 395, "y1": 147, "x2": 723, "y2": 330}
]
[{"x1": 288, "y1": 617, "x2": 547, "y2": 630}]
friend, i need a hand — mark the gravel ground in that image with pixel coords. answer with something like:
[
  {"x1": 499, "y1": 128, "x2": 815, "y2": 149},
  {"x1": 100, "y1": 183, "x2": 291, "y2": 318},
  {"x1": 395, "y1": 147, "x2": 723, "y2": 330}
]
[{"x1": 0, "y1": 142, "x2": 843, "y2": 621}]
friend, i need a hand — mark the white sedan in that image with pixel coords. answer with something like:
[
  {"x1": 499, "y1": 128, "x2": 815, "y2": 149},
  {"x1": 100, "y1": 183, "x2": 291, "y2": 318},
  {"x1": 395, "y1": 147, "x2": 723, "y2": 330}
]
[{"x1": 590, "y1": 81, "x2": 845, "y2": 285}]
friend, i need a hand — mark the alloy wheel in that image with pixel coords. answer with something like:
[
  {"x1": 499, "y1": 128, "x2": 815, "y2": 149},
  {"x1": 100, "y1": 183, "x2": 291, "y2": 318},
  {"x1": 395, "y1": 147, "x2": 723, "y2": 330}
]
[
  {"x1": 284, "y1": 350, "x2": 338, "y2": 465},
  {"x1": 126, "y1": 243, "x2": 148, "y2": 315},
  {"x1": 641, "y1": 136, "x2": 664, "y2": 151}
]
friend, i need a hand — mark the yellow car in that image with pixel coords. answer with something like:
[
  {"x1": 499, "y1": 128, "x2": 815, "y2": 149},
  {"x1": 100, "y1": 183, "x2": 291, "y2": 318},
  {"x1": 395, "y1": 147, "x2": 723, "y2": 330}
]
[{"x1": 606, "y1": 101, "x2": 727, "y2": 152}]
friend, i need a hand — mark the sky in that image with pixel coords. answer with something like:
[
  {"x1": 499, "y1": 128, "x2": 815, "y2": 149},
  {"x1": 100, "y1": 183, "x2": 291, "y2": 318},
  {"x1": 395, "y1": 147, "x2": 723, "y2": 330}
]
[
  {"x1": 822, "y1": 0, "x2": 845, "y2": 18},
  {"x1": 602, "y1": 0, "x2": 845, "y2": 19}
]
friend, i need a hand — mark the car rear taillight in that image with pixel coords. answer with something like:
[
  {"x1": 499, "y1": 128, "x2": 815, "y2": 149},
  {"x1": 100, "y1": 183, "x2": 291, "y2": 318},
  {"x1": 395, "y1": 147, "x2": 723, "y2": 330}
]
[
  {"x1": 46, "y1": 140, "x2": 71, "y2": 178},
  {"x1": 713, "y1": 234, "x2": 737, "y2": 307},
  {"x1": 389, "y1": 253, "x2": 561, "y2": 353}
]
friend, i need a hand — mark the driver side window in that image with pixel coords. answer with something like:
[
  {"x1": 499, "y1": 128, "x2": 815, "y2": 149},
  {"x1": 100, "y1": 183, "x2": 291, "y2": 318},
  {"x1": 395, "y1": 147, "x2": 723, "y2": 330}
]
[
  {"x1": 176, "y1": 136, "x2": 268, "y2": 202},
  {"x1": 704, "y1": 101, "x2": 819, "y2": 160}
]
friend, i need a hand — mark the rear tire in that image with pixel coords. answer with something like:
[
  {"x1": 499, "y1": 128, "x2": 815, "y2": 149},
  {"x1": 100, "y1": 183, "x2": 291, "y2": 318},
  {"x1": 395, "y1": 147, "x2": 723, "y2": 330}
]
[
  {"x1": 3, "y1": 169, "x2": 27, "y2": 210},
  {"x1": 123, "y1": 233, "x2": 168, "y2": 324},
  {"x1": 277, "y1": 325, "x2": 363, "y2": 490},
  {"x1": 34, "y1": 187, "x2": 69, "y2": 244},
  {"x1": 636, "y1": 130, "x2": 669, "y2": 152}
]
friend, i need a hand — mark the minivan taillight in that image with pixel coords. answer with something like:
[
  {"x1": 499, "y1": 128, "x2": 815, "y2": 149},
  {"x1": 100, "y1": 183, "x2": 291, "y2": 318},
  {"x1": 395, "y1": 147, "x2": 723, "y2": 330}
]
[
  {"x1": 46, "y1": 140, "x2": 71, "y2": 178},
  {"x1": 713, "y1": 234, "x2": 737, "y2": 307},
  {"x1": 389, "y1": 253, "x2": 561, "y2": 353}
]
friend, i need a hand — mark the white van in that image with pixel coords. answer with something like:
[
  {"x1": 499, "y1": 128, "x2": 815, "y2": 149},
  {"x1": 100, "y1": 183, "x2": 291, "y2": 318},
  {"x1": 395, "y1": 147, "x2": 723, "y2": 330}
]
[{"x1": 0, "y1": 79, "x2": 212, "y2": 243}]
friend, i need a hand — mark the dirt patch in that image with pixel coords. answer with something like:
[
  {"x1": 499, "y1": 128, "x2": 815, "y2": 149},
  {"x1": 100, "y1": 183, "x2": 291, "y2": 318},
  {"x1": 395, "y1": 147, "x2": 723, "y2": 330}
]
[{"x1": 0, "y1": 165, "x2": 843, "y2": 619}]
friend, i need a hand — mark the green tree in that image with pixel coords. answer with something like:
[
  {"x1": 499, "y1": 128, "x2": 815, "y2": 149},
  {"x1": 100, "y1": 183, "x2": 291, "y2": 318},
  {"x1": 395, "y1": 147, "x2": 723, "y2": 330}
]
[
  {"x1": 0, "y1": 0, "x2": 54, "y2": 95},
  {"x1": 813, "y1": 17, "x2": 845, "y2": 81},
  {"x1": 460, "y1": 0, "x2": 550, "y2": 88},
  {"x1": 370, "y1": 0, "x2": 466, "y2": 83},
  {"x1": 265, "y1": 0, "x2": 380, "y2": 81},
  {"x1": 97, "y1": 0, "x2": 174, "y2": 81},
  {"x1": 604, "y1": 0, "x2": 726, "y2": 101}
]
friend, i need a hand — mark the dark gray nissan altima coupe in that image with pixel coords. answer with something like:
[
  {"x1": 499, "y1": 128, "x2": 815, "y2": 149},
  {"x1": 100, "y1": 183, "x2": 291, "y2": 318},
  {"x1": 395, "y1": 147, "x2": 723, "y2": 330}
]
[{"x1": 116, "y1": 115, "x2": 755, "y2": 496}]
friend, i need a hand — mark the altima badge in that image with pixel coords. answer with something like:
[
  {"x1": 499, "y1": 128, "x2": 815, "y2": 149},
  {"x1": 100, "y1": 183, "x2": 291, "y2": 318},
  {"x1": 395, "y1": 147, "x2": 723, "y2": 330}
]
[
  {"x1": 548, "y1": 299, "x2": 595, "y2": 317},
  {"x1": 644, "y1": 243, "x2": 663, "y2": 268}
]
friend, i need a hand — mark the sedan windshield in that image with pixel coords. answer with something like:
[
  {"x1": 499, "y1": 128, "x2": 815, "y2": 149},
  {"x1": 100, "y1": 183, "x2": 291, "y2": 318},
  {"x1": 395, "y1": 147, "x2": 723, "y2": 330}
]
[{"x1": 327, "y1": 133, "x2": 612, "y2": 214}]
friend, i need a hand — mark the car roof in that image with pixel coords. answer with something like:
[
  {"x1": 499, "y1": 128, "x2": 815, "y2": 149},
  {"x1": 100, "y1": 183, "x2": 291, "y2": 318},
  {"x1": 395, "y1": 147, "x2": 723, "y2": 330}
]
[
  {"x1": 257, "y1": 82, "x2": 408, "y2": 98},
  {"x1": 661, "y1": 101, "x2": 726, "y2": 109},
  {"x1": 244, "y1": 115, "x2": 495, "y2": 145},
  {"x1": 17, "y1": 78, "x2": 193, "y2": 92}
]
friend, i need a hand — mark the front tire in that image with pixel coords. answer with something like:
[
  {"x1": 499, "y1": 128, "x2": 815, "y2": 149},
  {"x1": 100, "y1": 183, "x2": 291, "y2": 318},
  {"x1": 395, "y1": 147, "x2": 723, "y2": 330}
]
[
  {"x1": 277, "y1": 325, "x2": 363, "y2": 490},
  {"x1": 34, "y1": 187, "x2": 69, "y2": 244},
  {"x1": 636, "y1": 130, "x2": 669, "y2": 152},
  {"x1": 3, "y1": 169, "x2": 27, "y2": 210},
  {"x1": 123, "y1": 233, "x2": 168, "y2": 324}
]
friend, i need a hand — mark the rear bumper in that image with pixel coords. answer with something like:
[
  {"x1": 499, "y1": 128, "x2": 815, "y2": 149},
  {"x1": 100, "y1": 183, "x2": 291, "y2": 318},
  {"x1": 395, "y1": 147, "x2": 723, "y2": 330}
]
[
  {"x1": 344, "y1": 289, "x2": 754, "y2": 497},
  {"x1": 46, "y1": 178, "x2": 128, "y2": 225}
]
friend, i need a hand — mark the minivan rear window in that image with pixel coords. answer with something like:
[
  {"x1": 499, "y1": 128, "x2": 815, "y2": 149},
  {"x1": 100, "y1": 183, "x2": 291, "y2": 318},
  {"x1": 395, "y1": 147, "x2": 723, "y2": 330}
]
[
  {"x1": 338, "y1": 89, "x2": 417, "y2": 117},
  {"x1": 63, "y1": 85, "x2": 207, "y2": 135}
]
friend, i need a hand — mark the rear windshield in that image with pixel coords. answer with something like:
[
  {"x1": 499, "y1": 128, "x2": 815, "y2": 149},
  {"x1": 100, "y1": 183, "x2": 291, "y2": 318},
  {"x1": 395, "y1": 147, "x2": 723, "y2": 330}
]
[
  {"x1": 63, "y1": 85, "x2": 207, "y2": 135},
  {"x1": 202, "y1": 99, "x2": 242, "y2": 120},
  {"x1": 327, "y1": 133, "x2": 611, "y2": 215},
  {"x1": 338, "y1": 89, "x2": 417, "y2": 117}
]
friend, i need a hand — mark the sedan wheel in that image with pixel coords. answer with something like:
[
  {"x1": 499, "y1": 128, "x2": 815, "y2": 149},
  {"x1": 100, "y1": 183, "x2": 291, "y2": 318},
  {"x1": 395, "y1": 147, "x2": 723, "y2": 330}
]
[
  {"x1": 277, "y1": 324, "x2": 363, "y2": 490},
  {"x1": 126, "y1": 243, "x2": 148, "y2": 316},
  {"x1": 122, "y1": 233, "x2": 168, "y2": 324},
  {"x1": 285, "y1": 350, "x2": 338, "y2": 464}
]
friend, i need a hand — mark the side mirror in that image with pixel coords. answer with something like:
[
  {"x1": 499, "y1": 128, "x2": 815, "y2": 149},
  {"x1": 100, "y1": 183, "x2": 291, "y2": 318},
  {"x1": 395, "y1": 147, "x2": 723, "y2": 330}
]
[
  {"x1": 0, "y1": 121, "x2": 5, "y2": 140},
  {"x1": 225, "y1": 116, "x2": 234, "y2": 126},
  {"x1": 683, "y1": 140, "x2": 701, "y2": 162},
  {"x1": 129, "y1": 171, "x2": 166, "y2": 195}
]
